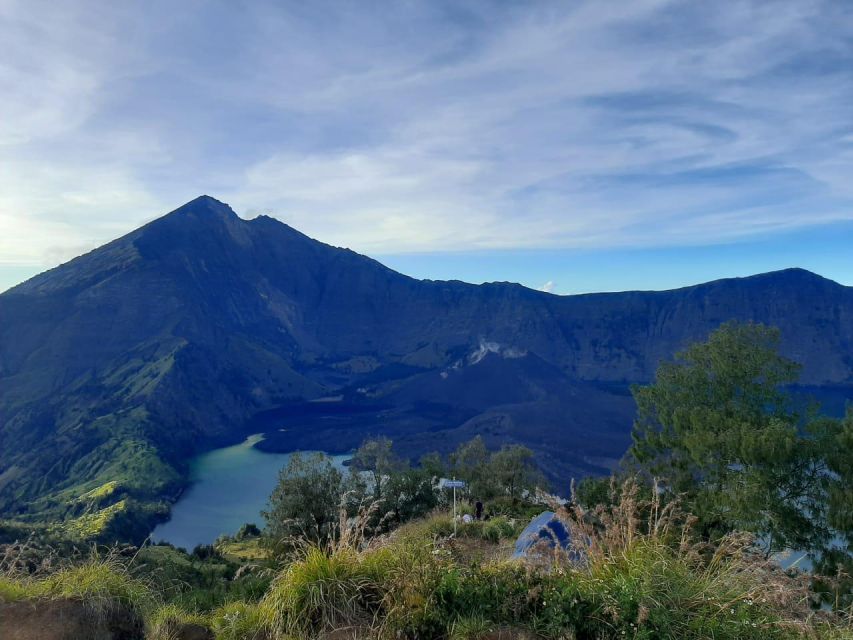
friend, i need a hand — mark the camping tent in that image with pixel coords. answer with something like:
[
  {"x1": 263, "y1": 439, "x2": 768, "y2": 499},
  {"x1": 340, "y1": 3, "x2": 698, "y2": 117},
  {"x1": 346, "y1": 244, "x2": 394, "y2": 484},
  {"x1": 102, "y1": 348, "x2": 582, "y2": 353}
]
[{"x1": 512, "y1": 511, "x2": 585, "y2": 564}]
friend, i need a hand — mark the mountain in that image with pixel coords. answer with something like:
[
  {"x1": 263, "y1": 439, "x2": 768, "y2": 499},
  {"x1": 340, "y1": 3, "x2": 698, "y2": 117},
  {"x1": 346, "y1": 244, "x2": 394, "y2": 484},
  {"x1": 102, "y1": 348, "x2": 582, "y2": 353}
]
[{"x1": 2, "y1": 196, "x2": 853, "y2": 540}]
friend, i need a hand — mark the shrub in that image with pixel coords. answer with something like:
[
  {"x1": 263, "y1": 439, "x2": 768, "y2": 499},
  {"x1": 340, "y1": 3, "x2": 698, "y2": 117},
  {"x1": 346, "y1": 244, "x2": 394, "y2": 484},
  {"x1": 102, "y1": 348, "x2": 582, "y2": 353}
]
[
  {"x1": 190, "y1": 543, "x2": 221, "y2": 561},
  {"x1": 38, "y1": 557, "x2": 156, "y2": 616},
  {"x1": 423, "y1": 513, "x2": 455, "y2": 538},
  {"x1": 0, "y1": 576, "x2": 31, "y2": 602},
  {"x1": 236, "y1": 523, "x2": 262, "y2": 540},
  {"x1": 146, "y1": 603, "x2": 210, "y2": 639},
  {"x1": 209, "y1": 600, "x2": 273, "y2": 640},
  {"x1": 448, "y1": 613, "x2": 495, "y2": 640},
  {"x1": 481, "y1": 516, "x2": 518, "y2": 542},
  {"x1": 263, "y1": 545, "x2": 386, "y2": 635}
]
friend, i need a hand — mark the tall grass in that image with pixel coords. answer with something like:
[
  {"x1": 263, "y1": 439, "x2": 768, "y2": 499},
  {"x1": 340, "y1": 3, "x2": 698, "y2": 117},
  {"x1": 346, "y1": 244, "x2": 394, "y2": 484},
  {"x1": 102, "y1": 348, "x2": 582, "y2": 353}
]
[
  {"x1": 146, "y1": 603, "x2": 210, "y2": 640},
  {"x1": 209, "y1": 600, "x2": 275, "y2": 640},
  {"x1": 2, "y1": 491, "x2": 850, "y2": 640},
  {"x1": 38, "y1": 555, "x2": 156, "y2": 617},
  {"x1": 538, "y1": 478, "x2": 831, "y2": 639}
]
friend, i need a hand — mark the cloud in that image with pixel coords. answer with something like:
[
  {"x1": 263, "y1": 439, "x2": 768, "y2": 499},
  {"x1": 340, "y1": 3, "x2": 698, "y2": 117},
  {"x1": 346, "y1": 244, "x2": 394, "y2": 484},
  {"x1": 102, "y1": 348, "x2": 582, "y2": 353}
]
[
  {"x1": 538, "y1": 281, "x2": 555, "y2": 293},
  {"x1": 1, "y1": 0, "x2": 852, "y2": 269}
]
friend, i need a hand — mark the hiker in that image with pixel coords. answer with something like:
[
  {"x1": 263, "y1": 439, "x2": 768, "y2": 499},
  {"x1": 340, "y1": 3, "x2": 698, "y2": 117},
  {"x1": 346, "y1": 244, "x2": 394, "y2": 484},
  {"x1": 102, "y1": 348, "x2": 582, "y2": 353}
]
[{"x1": 475, "y1": 499, "x2": 483, "y2": 520}]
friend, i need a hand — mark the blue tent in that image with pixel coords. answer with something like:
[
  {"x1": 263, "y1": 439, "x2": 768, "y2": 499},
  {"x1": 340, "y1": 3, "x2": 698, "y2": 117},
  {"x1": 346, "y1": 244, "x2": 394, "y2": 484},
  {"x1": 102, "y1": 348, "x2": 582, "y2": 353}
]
[{"x1": 513, "y1": 511, "x2": 584, "y2": 564}]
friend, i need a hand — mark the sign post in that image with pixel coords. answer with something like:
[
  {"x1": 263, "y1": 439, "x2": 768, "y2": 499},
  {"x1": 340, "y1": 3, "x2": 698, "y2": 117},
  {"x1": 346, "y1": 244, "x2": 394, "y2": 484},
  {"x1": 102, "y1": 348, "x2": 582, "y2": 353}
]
[{"x1": 444, "y1": 478, "x2": 466, "y2": 536}]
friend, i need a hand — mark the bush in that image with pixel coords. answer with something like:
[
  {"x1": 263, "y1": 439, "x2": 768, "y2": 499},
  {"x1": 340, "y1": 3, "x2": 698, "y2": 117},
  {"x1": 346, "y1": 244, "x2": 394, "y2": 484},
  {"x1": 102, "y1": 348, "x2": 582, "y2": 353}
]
[
  {"x1": 423, "y1": 513, "x2": 455, "y2": 538},
  {"x1": 263, "y1": 545, "x2": 387, "y2": 635},
  {"x1": 146, "y1": 603, "x2": 210, "y2": 639},
  {"x1": 481, "y1": 516, "x2": 518, "y2": 542},
  {"x1": 0, "y1": 576, "x2": 30, "y2": 602},
  {"x1": 454, "y1": 515, "x2": 519, "y2": 542},
  {"x1": 236, "y1": 523, "x2": 262, "y2": 540},
  {"x1": 38, "y1": 557, "x2": 156, "y2": 616},
  {"x1": 209, "y1": 600, "x2": 273, "y2": 640},
  {"x1": 448, "y1": 614, "x2": 495, "y2": 640},
  {"x1": 190, "y1": 543, "x2": 220, "y2": 561}
]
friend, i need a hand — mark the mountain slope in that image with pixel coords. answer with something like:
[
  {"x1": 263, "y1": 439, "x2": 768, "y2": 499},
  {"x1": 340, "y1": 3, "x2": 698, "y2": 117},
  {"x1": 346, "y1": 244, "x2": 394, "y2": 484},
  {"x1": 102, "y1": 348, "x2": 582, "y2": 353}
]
[{"x1": 2, "y1": 196, "x2": 852, "y2": 539}]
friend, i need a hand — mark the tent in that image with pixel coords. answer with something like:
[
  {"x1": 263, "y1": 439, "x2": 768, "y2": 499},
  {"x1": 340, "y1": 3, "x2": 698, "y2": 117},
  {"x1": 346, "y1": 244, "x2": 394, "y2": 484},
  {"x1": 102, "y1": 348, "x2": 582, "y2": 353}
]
[{"x1": 512, "y1": 511, "x2": 585, "y2": 564}]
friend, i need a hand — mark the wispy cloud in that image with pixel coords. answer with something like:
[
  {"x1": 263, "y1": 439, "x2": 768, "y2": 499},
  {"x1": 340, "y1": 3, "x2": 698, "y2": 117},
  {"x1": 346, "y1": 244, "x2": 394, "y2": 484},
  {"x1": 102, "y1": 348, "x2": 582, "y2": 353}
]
[{"x1": 1, "y1": 0, "x2": 852, "y2": 268}]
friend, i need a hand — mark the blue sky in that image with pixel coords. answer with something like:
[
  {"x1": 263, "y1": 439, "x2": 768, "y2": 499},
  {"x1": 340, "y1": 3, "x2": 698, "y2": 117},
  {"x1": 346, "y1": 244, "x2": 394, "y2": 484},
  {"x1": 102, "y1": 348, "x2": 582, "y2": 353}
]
[{"x1": 1, "y1": 0, "x2": 853, "y2": 293}]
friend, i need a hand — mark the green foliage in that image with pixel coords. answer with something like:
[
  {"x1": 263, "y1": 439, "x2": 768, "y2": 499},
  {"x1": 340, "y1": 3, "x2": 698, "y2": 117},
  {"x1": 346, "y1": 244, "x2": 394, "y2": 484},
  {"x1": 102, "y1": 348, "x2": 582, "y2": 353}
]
[
  {"x1": 263, "y1": 545, "x2": 387, "y2": 636},
  {"x1": 448, "y1": 436, "x2": 547, "y2": 505},
  {"x1": 146, "y1": 603, "x2": 209, "y2": 640},
  {"x1": 566, "y1": 540, "x2": 786, "y2": 640},
  {"x1": 574, "y1": 475, "x2": 613, "y2": 510},
  {"x1": 350, "y1": 436, "x2": 405, "y2": 500},
  {"x1": 449, "y1": 435, "x2": 491, "y2": 496},
  {"x1": 0, "y1": 576, "x2": 30, "y2": 602},
  {"x1": 134, "y1": 543, "x2": 271, "y2": 612},
  {"x1": 383, "y1": 464, "x2": 443, "y2": 525},
  {"x1": 631, "y1": 321, "x2": 851, "y2": 557},
  {"x1": 236, "y1": 522, "x2": 261, "y2": 540},
  {"x1": 448, "y1": 614, "x2": 495, "y2": 639},
  {"x1": 3, "y1": 405, "x2": 180, "y2": 546},
  {"x1": 349, "y1": 438, "x2": 445, "y2": 531},
  {"x1": 209, "y1": 600, "x2": 273, "y2": 640},
  {"x1": 1, "y1": 506, "x2": 851, "y2": 639},
  {"x1": 480, "y1": 516, "x2": 519, "y2": 543},
  {"x1": 38, "y1": 557, "x2": 157, "y2": 614},
  {"x1": 489, "y1": 445, "x2": 543, "y2": 502},
  {"x1": 262, "y1": 452, "x2": 346, "y2": 555}
]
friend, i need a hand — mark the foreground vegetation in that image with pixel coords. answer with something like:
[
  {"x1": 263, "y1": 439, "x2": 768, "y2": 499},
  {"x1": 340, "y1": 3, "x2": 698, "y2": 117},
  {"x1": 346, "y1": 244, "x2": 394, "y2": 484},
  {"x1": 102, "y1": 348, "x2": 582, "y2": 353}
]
[{"x1": 2, "y1": 482, "x2": 851, "y2": 639}]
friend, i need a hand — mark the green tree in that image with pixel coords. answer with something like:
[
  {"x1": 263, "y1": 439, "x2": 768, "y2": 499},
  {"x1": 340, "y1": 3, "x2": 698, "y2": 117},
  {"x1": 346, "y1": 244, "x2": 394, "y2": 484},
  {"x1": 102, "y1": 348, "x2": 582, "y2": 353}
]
[
  {"x1": 630, "y1": 321, "x2": 844, "y2": 556},
  {"x1": 351, "y1": 436, "x2": 405, "y2": 500},
  {"x1": 488, "y1": 444, "x2": 544, "y2": 502},
  {"x1": 449, "y1": 436, "x2": 494, "y2": 497},
  {"x1": 262, "y1": 452, "x2": 344, "y2": 554},
  {"x1": 418, "y1": 451, "x2": 446, "y2": 479},
  {"x1": 384, "y1": 464, "x2": 442, "y2": 523}
]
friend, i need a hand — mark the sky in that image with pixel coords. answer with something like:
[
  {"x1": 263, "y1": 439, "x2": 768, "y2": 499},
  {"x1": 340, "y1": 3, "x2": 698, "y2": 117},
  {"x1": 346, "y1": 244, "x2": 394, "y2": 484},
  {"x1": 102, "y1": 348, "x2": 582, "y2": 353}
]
[{"x1": 1, "y1": 0, "x2": 853, "y2": 294}]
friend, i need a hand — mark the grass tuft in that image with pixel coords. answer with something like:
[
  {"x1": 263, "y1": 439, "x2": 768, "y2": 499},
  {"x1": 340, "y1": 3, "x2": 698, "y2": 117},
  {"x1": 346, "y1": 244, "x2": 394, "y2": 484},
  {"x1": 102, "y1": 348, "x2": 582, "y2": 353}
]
[
  {"x1": 448, "y1": 614, "x2": 495, "y2": 640},
  {"x1": 37, "y1": 555, "x2": 157, "y2": 617},
  {"x1": 264, "y1": 545, "x2": 386, "y2": 635},
  {"x1": 209, "y1": 600, "x2": 275, "y2": 640},
  {"x1": 146, "y1": 603, "x2": 210, "y2": 640}
]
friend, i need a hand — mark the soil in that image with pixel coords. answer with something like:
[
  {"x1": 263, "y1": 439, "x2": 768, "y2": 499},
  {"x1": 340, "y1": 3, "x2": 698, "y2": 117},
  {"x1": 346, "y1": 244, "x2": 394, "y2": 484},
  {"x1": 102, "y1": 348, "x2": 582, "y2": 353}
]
[{"x1": 0, "y1": 598, "x2": 145, "y2": 640}]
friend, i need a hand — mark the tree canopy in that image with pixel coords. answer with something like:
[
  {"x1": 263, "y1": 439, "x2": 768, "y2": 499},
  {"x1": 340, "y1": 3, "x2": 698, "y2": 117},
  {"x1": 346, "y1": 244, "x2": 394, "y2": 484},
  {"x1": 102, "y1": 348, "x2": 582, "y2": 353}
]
[
  {"x1": 630, "y1": 321, "x2": 851, "y2": 557},
  {"x1": 262, "y1": 452, "x2": 346, "y2": 554}
]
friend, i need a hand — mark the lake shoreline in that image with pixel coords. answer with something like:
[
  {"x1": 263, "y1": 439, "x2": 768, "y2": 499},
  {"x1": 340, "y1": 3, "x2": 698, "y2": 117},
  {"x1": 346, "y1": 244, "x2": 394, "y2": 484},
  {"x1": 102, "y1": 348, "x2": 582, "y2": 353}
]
[{"x1": 151, "y1": 435, "x2": 350, "y2": 551}]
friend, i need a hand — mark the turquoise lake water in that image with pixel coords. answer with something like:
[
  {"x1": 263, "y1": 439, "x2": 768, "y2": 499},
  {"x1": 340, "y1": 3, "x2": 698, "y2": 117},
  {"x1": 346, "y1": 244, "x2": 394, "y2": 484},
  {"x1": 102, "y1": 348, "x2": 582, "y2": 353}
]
[{"x1": 151, "y1": 434, "x2": 349, "y2": 550}]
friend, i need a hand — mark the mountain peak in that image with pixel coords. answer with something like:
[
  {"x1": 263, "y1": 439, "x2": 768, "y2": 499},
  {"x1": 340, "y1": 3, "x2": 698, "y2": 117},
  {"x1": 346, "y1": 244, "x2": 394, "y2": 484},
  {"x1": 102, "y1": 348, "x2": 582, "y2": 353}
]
[
  {"x1": 164, "y1": 195, "x2": 238, "y2": 221},
  {"x1": 742, "y1": 267, "x2": 838, "y2": 288}
]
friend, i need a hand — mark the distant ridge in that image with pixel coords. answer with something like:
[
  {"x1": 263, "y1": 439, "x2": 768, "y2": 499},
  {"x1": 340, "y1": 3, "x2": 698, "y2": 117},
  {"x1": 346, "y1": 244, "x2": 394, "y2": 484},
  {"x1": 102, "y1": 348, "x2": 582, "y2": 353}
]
[{"x1": 2, "y1": 196, "x2": 852, "y2": 540}]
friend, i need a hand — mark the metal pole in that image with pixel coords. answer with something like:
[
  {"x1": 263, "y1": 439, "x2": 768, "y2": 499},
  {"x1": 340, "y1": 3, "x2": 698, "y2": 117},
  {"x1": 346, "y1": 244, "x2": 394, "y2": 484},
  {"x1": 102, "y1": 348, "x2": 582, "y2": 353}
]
[{"x1": 453, "y1": 476, "x2": 457, "y2": 537}]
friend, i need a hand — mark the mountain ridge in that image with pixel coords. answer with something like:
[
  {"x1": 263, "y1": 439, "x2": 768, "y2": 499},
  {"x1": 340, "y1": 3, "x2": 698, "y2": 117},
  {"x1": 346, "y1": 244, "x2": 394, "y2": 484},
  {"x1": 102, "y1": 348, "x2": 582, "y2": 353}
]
[
  {"x1": 1, "y1": 196, "x2": 852, "y2": 541},
  {"x1": 10, "y1": 196, "x2": 844, "y2": 299}
]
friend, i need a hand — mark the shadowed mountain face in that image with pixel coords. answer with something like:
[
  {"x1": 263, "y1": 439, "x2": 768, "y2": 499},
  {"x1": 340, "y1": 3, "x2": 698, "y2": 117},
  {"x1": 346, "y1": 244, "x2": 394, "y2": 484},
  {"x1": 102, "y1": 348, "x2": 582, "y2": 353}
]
[{"x1": 2, "y1": 196, "x2": 853, "y2": 537}]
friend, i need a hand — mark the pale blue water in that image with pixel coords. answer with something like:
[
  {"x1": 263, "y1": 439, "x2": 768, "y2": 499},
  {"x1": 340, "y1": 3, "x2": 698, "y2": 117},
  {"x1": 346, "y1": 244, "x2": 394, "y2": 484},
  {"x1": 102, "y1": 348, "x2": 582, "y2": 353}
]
[{"x1": 151, "y1": 434, "x2": 348, "y2": 550}]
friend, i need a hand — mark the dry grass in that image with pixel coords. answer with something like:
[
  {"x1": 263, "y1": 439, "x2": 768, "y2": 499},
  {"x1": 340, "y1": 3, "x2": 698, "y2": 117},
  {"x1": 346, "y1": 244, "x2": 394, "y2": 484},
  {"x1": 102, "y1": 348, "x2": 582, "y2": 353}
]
[{"x1": 543, "y1": 477, "x2": 847, "y2": 638}]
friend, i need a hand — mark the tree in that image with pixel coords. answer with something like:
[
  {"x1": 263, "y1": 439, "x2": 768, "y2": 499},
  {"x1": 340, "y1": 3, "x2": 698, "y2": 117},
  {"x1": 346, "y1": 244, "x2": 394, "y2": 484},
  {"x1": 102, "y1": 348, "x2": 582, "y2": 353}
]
[
  {"x1": 449, "y1": 436, "x2": 493, "y2": 497},
  {"x1": 384, "y1": 464, "x2": 442, "y2": 523},
  {"x1": 262, "y1": 452, "x2": 344, "y2": 554},
  {"x1": 488, "y1": 444, "x2": 544, "y2": 502},
  {"x1": 418, "y1": 451, "x2": 446, "y2": 480},
  {"x1": 630, "y1": 321, "x2": 844, "y2": 556},
  {"x1": 350, "y1": 436, "x2": 405, "y2": 500}
]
